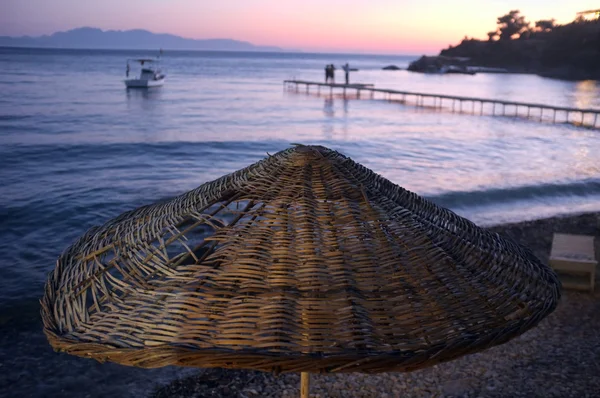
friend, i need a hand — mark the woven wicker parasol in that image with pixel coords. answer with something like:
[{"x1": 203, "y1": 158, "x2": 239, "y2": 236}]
[{"x1": 42, "y1": 144, "x2": 560, "y2": 397}]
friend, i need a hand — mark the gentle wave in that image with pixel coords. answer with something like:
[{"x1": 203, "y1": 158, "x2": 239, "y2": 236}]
[{"x1": 428, "y1": 179, "x2": 600, "y2": 209}]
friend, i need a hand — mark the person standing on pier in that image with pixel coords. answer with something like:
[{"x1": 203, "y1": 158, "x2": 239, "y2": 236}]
[
  {"x1": 342, "y1": 63, "x2": 350, "y2": 85},
  {"x1": 330, "y1": 64, "x2": 336, "y2": 83},
  {"x1": 325, "y1": 64, "x2": 334, "y2": 83}
]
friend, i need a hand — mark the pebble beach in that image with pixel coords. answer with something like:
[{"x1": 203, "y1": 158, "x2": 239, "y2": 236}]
[{"x1": 152, "y1": 212, "x2": 600, "y2": 398}]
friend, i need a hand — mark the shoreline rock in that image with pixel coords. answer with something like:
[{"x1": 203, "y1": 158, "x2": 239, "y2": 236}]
[{"x1": 407, "y1": 55, "x2": 476, "y2": 74}]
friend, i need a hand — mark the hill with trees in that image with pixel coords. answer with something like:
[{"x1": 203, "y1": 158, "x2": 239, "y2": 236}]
[{"x1": 423, "y1": 10, "x2": 599, "y2": 80}]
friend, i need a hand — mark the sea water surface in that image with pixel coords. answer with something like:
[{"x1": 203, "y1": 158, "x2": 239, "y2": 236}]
[{"x1": 1, "y1": 47, "x2": 599, "y2": 397}]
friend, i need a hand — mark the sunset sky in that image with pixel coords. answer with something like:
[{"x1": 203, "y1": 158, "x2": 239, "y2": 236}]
[{"x1": 2, "y1": 0, "x2": 597, "y2": 54}]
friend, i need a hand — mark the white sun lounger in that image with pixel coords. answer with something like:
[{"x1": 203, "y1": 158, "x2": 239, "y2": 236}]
[{"x1": 549, "y1": 233, "x2": 597, "y2": 292}]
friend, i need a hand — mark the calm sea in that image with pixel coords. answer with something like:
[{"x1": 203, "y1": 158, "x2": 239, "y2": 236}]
[{"x1": 0, "y1": 47, "x2": 599, "y2": 397}]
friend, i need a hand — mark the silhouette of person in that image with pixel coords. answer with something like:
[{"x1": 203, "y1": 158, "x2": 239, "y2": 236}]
[
  {"x1": 342, "y1": 63, "x2": 350, "y2": 85},
  {"x1": 126, "y1": 63, "x2": 130, "y2": 78},
  {"x1": 325, "y1": 64, "x2": 330, "y2": 83},
  {"x1": 330, "y1": 64, "x2": 336, "y2": 84}
]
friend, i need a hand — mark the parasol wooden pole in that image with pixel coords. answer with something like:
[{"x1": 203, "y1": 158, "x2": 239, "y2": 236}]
[{"x1": 300, "y1": 372, "x2": 310, "y2": 398}]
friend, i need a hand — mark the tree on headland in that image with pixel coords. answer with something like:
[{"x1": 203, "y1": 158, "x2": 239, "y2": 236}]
[
  {"x1": 535, "y1": 19, "x2": 556, "y2": 32},
  {"x1": 487, "y1": 31, "x2": 498, "y2": 41},
  {"x1": 497, "y1": 10, "x2": 530, "y2": 40}
]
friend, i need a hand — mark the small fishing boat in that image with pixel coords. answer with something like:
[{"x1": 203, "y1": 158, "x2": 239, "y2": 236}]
[{"x1": 124, "y1": 58, "x2": 166, "y2": 88}]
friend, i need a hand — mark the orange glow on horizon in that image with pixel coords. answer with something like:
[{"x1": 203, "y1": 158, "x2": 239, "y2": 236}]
[{"x1": 2, "y1": 0, "x2": 598, "y2": 54}]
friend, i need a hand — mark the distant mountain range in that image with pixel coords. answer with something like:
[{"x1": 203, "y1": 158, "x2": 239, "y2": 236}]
[{"x1": 0, "y1": 27, "x2": 282, "y2": 52}]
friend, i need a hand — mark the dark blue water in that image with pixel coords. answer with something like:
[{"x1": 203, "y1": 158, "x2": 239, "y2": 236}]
[{"x1": 1, "y1": 47, "x2": 599, "y2": 397}]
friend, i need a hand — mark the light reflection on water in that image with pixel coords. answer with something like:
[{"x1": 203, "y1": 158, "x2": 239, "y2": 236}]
[{"x1": 573, "y1": 80, "x2": 598, "y2": 109}]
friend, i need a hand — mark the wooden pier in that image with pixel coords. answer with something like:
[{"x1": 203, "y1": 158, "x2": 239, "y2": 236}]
[{"x1": 283, "y1": 80, "x2": 600, "y2": 129}]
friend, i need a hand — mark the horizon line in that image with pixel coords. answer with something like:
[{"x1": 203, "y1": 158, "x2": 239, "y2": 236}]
[
  {"x1": 0, "y1": 26, "x2": 434, "y2": 57},
  {"x1": 0, "y1": 45, "x2": 427, "y2": 57}
]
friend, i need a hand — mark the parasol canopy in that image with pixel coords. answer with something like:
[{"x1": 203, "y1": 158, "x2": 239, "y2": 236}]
[{"x1": 41, "y1": 144, "x2": 560, "y2": 374}]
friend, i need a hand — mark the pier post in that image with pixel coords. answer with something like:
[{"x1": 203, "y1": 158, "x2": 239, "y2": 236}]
[
  {"x1": 566, "y1": 111, "x2": 569, "y2": 124},
  {"x1": 480, "y1": 101, "x2": 484, "y2": 115},
  {"x1": 472, "y1": 101, "x2": 475, "y2": 114},
  {"x1": 527, "y1": 107, "x2": 531, "y2": 118},
  {"x1": 357, "y1": 89, "x2": 361, "y2": 99},
  {"x1": 502, "y1": 104, "x2": 505, "y2": 116},
  {"x1": 581, "y1": 112, "x2": 584, "y2": 125},
  {"x1": 594, "y1": 113, "x2": 598, "y2": 128},
  {"x1": 459, "y1": 100, "x2": 462, "y2": 113}
]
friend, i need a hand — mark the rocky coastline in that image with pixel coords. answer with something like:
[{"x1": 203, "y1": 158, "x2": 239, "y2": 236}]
[{"x1": 409, "y1": 13, "x2": 600, "y2": 81}]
